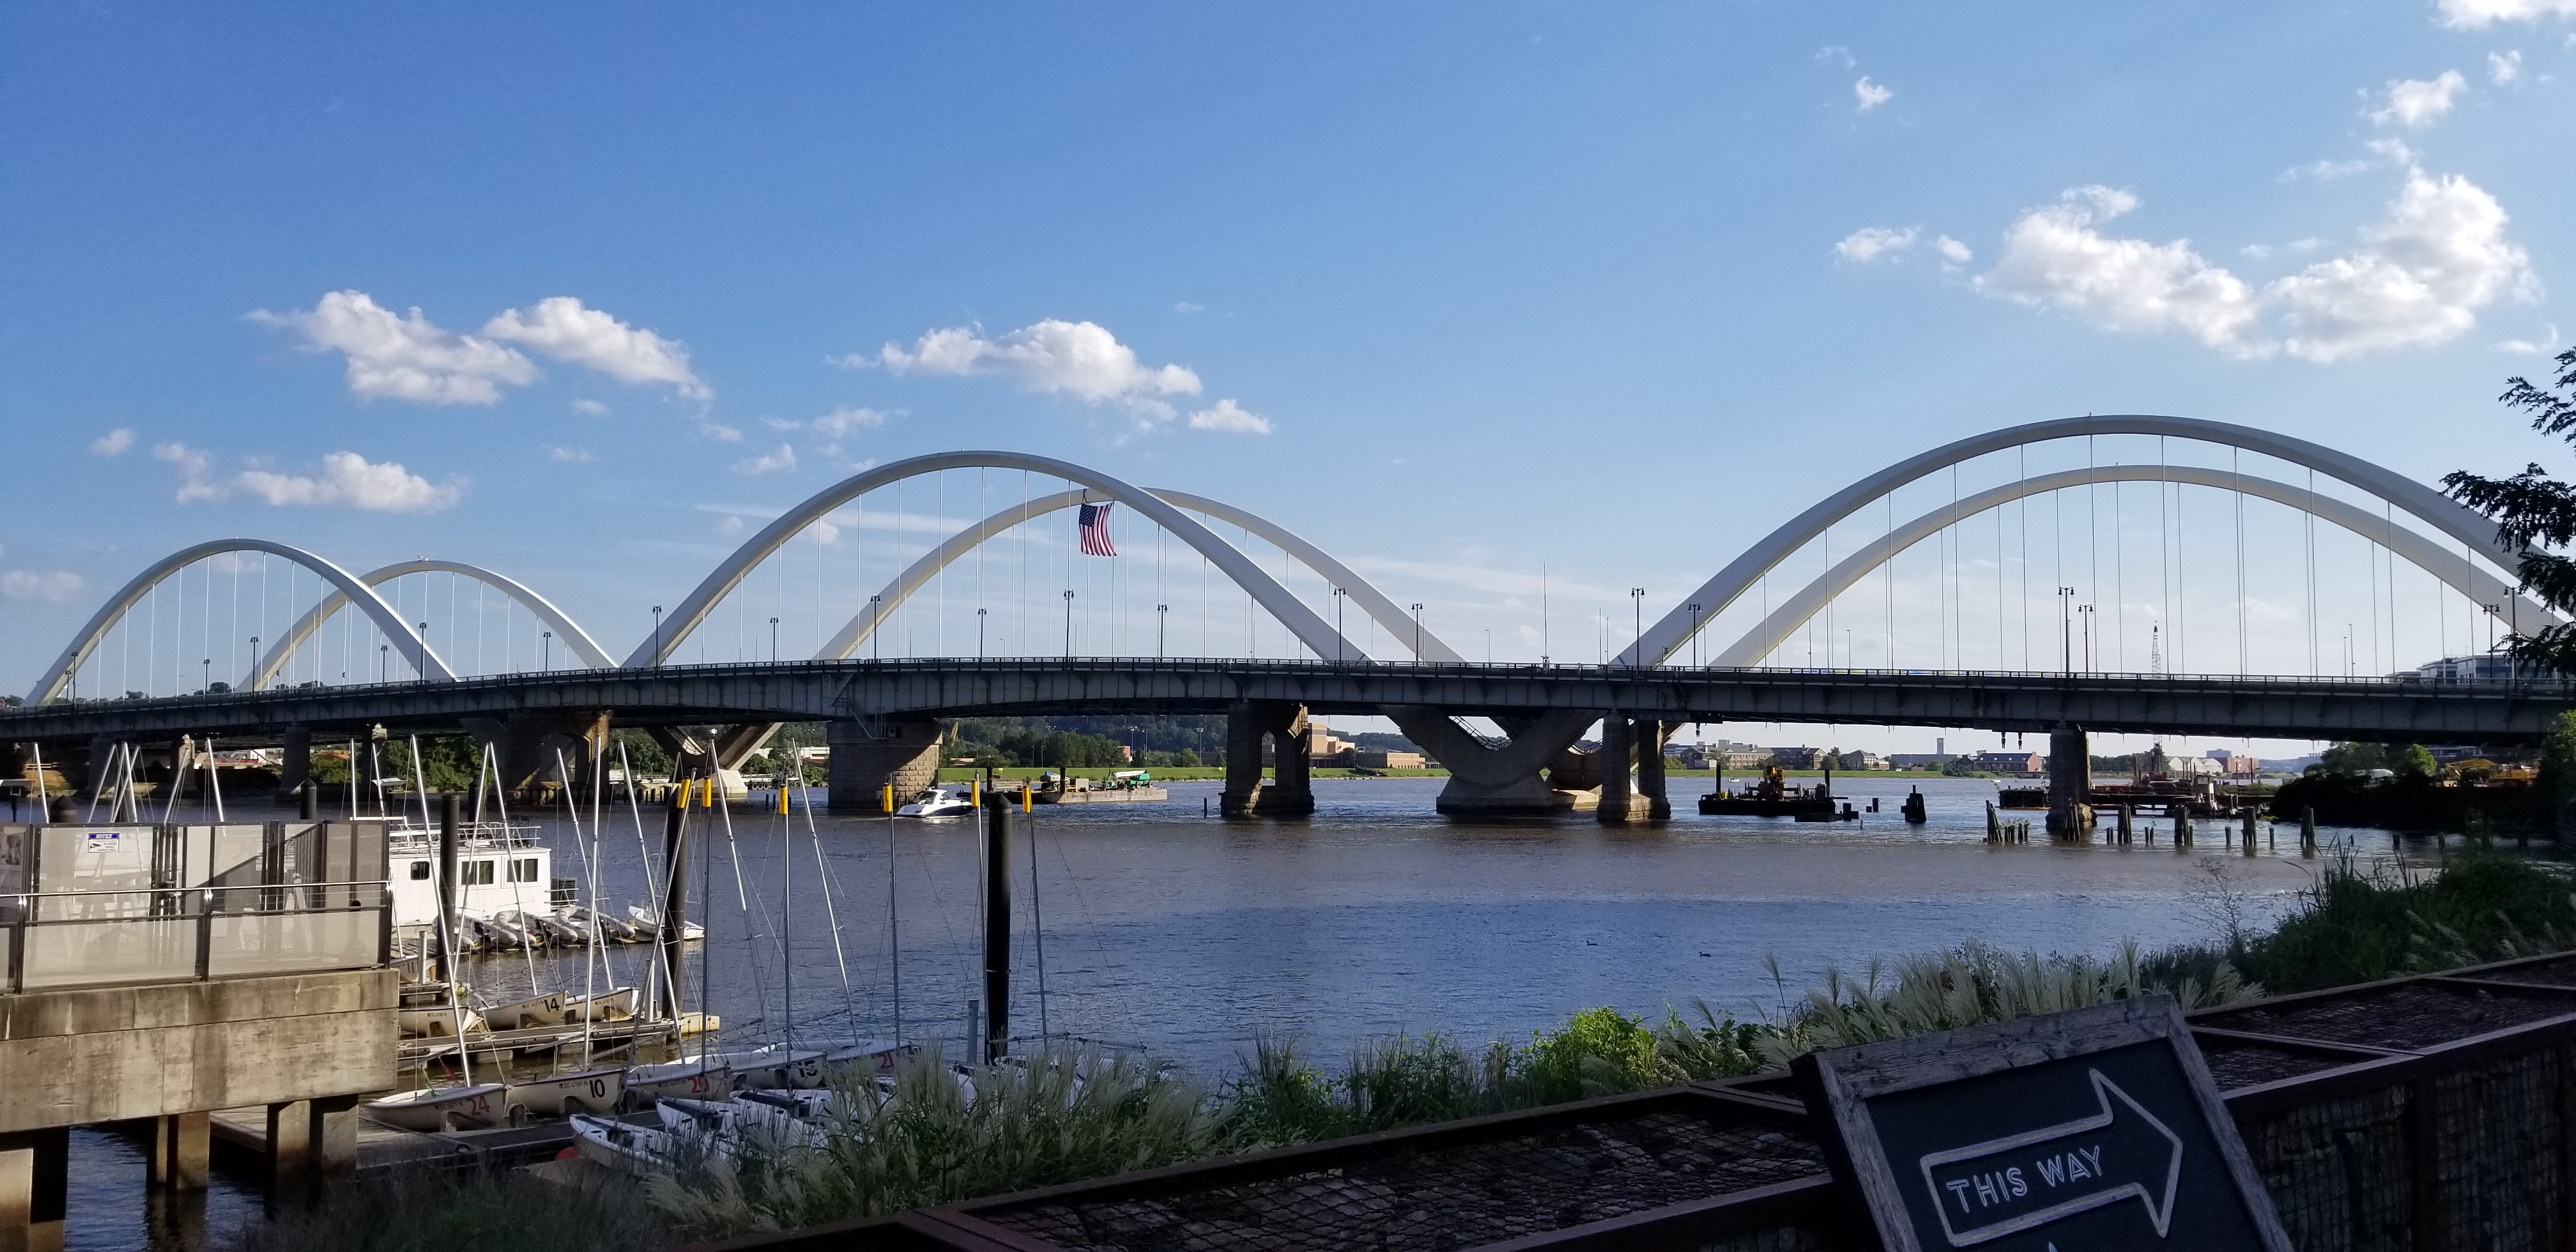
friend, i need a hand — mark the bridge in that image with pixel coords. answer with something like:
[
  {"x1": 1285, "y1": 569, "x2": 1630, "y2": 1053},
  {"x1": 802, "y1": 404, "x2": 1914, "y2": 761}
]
[{"x1": 7, "y1": 414, "x2": 2568, "y2": 822}]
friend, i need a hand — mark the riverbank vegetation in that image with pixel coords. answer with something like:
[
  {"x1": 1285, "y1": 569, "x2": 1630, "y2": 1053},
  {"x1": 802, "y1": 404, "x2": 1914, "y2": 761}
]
[{"x1": 233, "y1": 844, "x2": 2576, "y2": 1251}]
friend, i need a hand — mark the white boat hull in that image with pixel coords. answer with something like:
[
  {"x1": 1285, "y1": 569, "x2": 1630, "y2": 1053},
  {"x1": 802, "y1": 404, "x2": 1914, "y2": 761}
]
[{"x1": 364, "y1": 1083, "x2": 512, "y2": 1132}]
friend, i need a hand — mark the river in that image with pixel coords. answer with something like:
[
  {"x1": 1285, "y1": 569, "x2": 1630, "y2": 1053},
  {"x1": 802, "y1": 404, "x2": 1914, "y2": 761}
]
[{"x1": 68, "y1": 774, "x2": 2437, "y2": 1249}]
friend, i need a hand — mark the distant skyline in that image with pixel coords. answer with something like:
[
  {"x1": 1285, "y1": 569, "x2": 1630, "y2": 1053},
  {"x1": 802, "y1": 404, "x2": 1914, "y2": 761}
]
[{"x1": 5, "y1": 2, "x2": 2572, "y2": 757}]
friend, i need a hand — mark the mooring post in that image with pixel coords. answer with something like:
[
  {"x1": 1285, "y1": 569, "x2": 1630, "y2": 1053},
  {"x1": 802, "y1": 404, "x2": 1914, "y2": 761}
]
[
  {"x1": 435, "y1": 793, "x2": 460, "y2": 984},
  {"x1": 2118, "y1": 805, "x2": 2133, "y2": 844},
  {"x1": 2301, "y1": 805, "x2": 2318, "y2": 856},
  {"x1": 657, "y1": 776, "x2": 693, "y2": 1023},
  {"x1": 982, "y1": 793, "x2": 1012, "y2": 1064}
]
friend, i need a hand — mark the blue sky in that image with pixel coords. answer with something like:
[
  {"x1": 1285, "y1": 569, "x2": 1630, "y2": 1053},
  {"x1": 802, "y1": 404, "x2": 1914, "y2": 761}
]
[{"x1": 4, "y1": 1, "x2": 2571, "y2": 753}]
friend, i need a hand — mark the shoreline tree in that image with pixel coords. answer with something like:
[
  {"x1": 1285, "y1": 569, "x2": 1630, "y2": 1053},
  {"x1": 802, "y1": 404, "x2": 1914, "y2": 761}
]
[{"x1": 2442, "y1": 347, "x2": 2576, "y2": 671}]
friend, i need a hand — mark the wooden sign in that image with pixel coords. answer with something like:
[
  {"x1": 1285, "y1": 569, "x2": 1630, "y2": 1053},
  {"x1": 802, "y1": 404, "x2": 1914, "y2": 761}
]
[{"x1": 1794, "y1": 996, "x2": 2289, "y2": 1251}]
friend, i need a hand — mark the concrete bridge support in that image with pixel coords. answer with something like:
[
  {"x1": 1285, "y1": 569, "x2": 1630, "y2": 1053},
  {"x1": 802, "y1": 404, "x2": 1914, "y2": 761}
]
[
  {"x1": 1222, "y1": 701, "x2": 1314, "y2": 816},
  {"x1": 0, "y1": 1126, "x2": 68, "y2": 1252},
  {"x1": 826, "y1": 717, "x2": 943, "y2": 813},
  {"x1": 1595, "y1": 715, "x2": 1669, "y2": 824},
  {"x1": 2048, "y1": 722, "x2": 2093, "y2": 836},
  {"x1": 464, "y1": 711, "x2": 611, "y2": 799},
  {"x1": 1384, "y1": 706, "x2": 1603, "y2": 816},
  {"x1": 277, "y1": 726, "x2": 311, "y2": 798}
]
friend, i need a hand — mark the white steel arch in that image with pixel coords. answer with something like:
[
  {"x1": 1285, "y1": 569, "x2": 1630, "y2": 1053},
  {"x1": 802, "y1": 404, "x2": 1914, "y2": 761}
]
[
  {"x1": 27, "y1": 539, "x2": 456, "y2": 705},
  {"x1": 805, "y1": 487, "x2": 1467, "y2": 663},
  {"x1": 246, "y1": 558, "x2": 617, "y2": 690},
  {"x1": 1627, "y1": 415, "x2": 2535, "y2": 668},
  {"x1": 637, "y1": 452, "x2": 1368, "y2": 668},
  {"x1": 1713, "y1": 464, "x2": 2561, "y2": 669}
]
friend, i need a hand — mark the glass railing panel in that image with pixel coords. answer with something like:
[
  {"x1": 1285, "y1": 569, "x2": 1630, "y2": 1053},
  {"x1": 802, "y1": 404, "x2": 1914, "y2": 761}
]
[
  {"x1": 206, "y1": 908, "x2": 381, "y2": 977},
  {"x1": 18, "y1": 917, "x2": 197, "y2": 989}
]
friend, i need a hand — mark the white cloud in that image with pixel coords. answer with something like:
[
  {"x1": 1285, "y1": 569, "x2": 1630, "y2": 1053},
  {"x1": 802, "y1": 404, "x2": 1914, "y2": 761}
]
[
  {"x1": 2490, "y1": 49, "x2": 2526, "y2": 82},
  {"x1": 700, "y1": 422, "x2": 743, "y2": 442},
  {"x1": 1935, "y1": 236, "x2": 1974, "y2": 264},
  {"x1": 735, "y1": 444, "x2": 797, "y2": 475},
  {"x1": 2494, "y1": 324, "x2": 2561, "y2": 353},
  {"x1": 250, "y1": 290, "x2": 537, "y2": 406},
  {"x1": 716, "y1": 514, "x2": 747, "y2": 538},
  {"x1": 1854, "y1": 77, "x2": 1894, "y2": 111},
  {"x1": 1816, "y1": 45, "x2": 1855, "y2": 68},
  {"x1": 482, "y1": 296, "x2": 709, "y2": 401},
  {"x1": 1835, "y1": 225, "x2": 1920, "y2": 263},
  {"x1": 1186, "y1": 399, "x2": 1273, "y2": 434},
  {"x1": 2371, "y1": 70, "x2": 2467, "y2": 128},
  {"x1": 2271, "y1": 169, "x2": 2534, "y2": 361},
  {"x1": 870, "y1": 319, "x2": 1202, "y2": 418},
  {"x1": 1975, "y1": 186, "x2": 2269, "y2": 356},
  {"x1": 90, "y1": 427, "x2": 134, "y2": 457},
  {"x1": 572, "y1": 399, "x2": 609, "y2": 416},
  {"x1": 2437, "y1": 0, "x2": 2576, "y2": 27},
  {"x1": 153, "y1": 441, "x2": 225, "y2": 503},
  {"x1": 546, "y1": 445, "x2": 595, "y2": 462},
  {"x1": 808, "y1": 406, "x2": 889, "y2": 438},
  {"x1": 233, "y1": 451, "x2": 465, "y2": 513},
  {"x1": 1973, "y1": 172, "x2": 2531, "y2": 363},
  {"x1": 1, "y1": 570, "x2": 84, "y2": 604},
  {"x1": 1174, "y1": 302, "x2": 1206, "y2": 314}
]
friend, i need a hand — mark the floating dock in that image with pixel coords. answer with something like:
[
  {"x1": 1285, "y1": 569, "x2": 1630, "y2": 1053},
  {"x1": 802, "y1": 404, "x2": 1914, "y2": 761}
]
[{"x1": 1033, "y1": 786, "x2": 1169, "y2": 804}]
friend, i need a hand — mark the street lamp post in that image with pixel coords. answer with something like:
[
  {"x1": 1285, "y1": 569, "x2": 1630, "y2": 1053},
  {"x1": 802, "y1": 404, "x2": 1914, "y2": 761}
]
[
  {"x1": 2078, "y1": 604, "x2": 2096, "y2": 673},
  {"x1": 868, "y1": 597, "x2": 882, "y2": 662},
  {"x1": 1409, "y1": 604, "x2": 1423, "y2": 661},
  {"x1": 1687, "y1": 603, "x2": 1703, "y2": 668},
  {"x1": 417, "y1": 622, "x2": 429, "y2": 682},
  {"x1": 541, "y1": 630, "x2": 553, "y2": 672},
  {"x1": 200, "y1": 658, "x2": 210, "y2": 693},
  {"x1": 1155, "y1": 604, "x2": 1167, "y2": 659},
  {"x1": 2057, "y1": 587, "x2": 2077, "y2": 675},
  {"x1": 770, "y1": 616, "x2": 780, "y2": 664},
  {"x1": 377, "y1": 644, "x2": 388, "y2": 683},
  {"x1": 248, "y1": 637, "x2": 259, "y2": 691},
  {"x1": 1062, "y1": 590, "x2": 1075, "y2": 659},
  {"x1": 651, "y1": 606, "x2": 664, "y2": 668},
  {"x1": 1331, "y1": 588, "x2": 1347, "y2": 666},
  {"x1": 1629, "y1": 588, "x2": 1645, "y2": 669},
  {"x1": 977, "y1": 607, "x2": 988, "y2": 659}
]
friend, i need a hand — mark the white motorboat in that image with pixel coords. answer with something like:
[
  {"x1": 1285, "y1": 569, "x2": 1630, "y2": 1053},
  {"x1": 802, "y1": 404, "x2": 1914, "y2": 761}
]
[
  {"x1": 561, "y1": 905, "x2": 643, "y2": 943},
  {"x1": 569, "y1": 1113, "x2": 689, "y2": 1173},
  {"x1": 478, "y1": 991, "x2": 567, "y2": 1031},
  {"x1": 894, "y1": 786, "x2": 976, "y2": 818},
  {"x1": 625, "y1": 1056, "x2": 734, "y2": 1103},
  {"x1": 626, "y1": 905, "x2": 706, "y2": 942},
  {"x1": 507, "y1": 1067, "x2": 626, "y2": 1117},
  {"x1": 363, "y1": 1083, "x2": 514, "y2": 1132}
]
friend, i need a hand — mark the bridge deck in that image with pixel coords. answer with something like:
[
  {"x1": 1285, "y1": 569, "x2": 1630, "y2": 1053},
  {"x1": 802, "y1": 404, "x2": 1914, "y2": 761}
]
[{"x1": 7, "y1": 659, "x2": 2570, "y2": 744}]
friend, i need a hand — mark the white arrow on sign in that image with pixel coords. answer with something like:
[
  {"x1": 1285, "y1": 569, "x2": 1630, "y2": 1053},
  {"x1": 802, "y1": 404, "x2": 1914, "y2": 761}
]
[{"x1": 1915, "y1": 1068, "x2": 2186, "y2": 1246}]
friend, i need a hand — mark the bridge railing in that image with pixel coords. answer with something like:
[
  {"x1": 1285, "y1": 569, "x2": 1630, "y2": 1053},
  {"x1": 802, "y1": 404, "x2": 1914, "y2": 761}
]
[{"x1": 17, "y1": 655, "x2": 2576, "y2": 713}]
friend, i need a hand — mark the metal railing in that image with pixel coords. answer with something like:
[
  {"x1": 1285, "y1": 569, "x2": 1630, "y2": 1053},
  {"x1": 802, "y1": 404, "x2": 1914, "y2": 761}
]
[
  {"x1": 3, "y1": 880, "x2": 390, "y2": 994},
  {"x1": 18, "y1": 652, "x2": 2576, "y2": 712}
]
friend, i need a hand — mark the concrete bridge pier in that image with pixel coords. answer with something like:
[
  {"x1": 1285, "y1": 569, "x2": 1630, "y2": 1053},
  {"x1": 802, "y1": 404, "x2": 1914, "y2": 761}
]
[
  {"x1": 0, "y1": 1126, "x2": 68, "y2": 1252},
  {"x1": 2047, "y1": 722, "x2": 2094, "y2": 837},
  {"x1": 825, "y1": 717, "x2": 943, "y2": 813},
  {"x1": 463, "y1": 711, "x2": 612, "y2": 801},
  {"x1": 277, "y1": 726, "x2": 312, "y2": 799},
  {"x1": 1637, "y1": 720, "x2": 1671, "y2": 820},
  {"x1": 1596, "y1": 714, "x2": 1659, "y2": 825},
  {"x1": 1222, "y1": 701, "x2": 1314, "y2": 816},
  {"x1": 1384, "y1": 706, "x2": 1602, "y2": 816}
]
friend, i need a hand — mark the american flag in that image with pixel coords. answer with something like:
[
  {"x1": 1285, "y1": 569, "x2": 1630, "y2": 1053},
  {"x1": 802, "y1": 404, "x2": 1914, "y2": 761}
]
[{"x1": 1078, "y1": 502, "x2": 1117, "y2": 556}]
